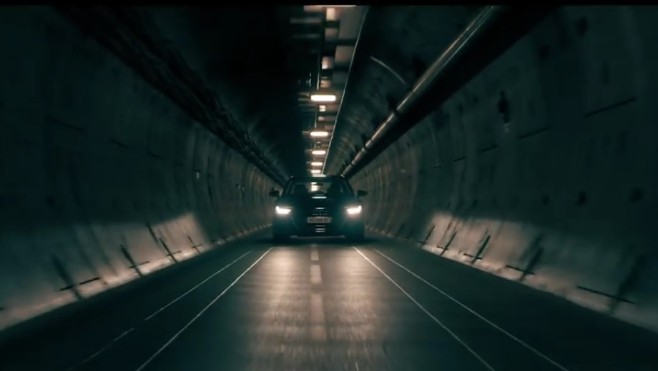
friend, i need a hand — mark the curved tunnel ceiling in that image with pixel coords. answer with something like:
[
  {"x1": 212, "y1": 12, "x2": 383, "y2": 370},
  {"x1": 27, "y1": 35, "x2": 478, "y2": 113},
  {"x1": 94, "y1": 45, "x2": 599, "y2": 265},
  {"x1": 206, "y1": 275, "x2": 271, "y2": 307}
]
[
  {"x1": 323, "y1": 5, "x2": 554, "y2": 176},
  {"x1": 324, "y1": 6, "x2": 481, "y2": 175},
  {"x1": 146, "y1": 6, "x2": 309, "y2": 178}
]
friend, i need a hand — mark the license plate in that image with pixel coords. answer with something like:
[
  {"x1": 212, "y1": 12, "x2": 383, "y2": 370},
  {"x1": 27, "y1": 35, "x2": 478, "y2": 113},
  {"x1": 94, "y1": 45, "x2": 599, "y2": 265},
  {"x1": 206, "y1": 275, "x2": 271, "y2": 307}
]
[{"x1": 307, "y1": 216, "x2": 332, "y2": 224}]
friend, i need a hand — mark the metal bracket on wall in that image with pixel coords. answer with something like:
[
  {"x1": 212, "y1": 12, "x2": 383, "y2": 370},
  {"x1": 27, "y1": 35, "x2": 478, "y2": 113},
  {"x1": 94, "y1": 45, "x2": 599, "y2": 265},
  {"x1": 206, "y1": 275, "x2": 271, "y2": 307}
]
[
  {"x1": 121, "y1": 245, "x2": 145, "y2": 277},
  {"x1": 187, "y1": 235, "x2": 204, "y2": 254},
  {"x1": 505, "y1": 235, "x2": 544, "y2": 281},
  {"x1": 395, "y1": 223, "x2": 406, "y2": 238},
  {"x1": 52, "y1": 256, "x2": 81, "y2": 299},
  {"x1": 576, "y1": 285, "x2": 636, "y2": 313},
  {"x1": 464, "y1": 232, "x2": 490, "y2": 264},
  {"x1": 159, "y1": 238, "x2": 180, "y2": 263},
  {"x1": 506, "y1": 247, "x2": 543, "y2": 282},
  {"x1": 438, "y1": 229, "x2": 458, "y2": 255},
  {"x1": 418, "y1": 224, "x2": 436, "y2": 246},
  {"x1": 52, "y1": 256, "x2": 102, "y2": 300},
  {"x1": 577, "y1": 253, "x2": 645, "y2": 313}
]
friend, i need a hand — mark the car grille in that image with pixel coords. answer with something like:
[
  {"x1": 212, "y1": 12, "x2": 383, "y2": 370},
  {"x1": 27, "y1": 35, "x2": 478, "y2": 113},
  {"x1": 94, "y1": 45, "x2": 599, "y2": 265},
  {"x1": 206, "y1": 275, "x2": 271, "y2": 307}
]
[{"x1": 310, "y1": 208, "x2": 329, "y2": 216}]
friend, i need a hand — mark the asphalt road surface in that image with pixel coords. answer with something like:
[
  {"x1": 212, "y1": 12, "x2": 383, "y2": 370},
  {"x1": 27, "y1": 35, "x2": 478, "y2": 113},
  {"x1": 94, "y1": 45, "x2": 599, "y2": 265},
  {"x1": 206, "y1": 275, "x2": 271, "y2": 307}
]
[{"x1": 1, "y1": 234, "x2": 657, "y2": 371}]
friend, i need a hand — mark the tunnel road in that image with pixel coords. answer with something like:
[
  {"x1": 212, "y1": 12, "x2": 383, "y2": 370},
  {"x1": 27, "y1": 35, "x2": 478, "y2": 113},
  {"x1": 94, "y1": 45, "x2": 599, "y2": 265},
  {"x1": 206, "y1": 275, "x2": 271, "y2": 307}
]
[{"x1": 1, "y1": 234, "x2": 657, "y2": 371}]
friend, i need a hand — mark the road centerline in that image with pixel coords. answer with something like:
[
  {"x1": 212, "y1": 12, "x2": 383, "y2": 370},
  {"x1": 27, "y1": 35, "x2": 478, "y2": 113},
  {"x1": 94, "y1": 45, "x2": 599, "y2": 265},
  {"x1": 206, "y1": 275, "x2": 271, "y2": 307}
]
[
  {"x1": 310, "y1": 265, "x2": 322, "y2": 285},
  {"x1": 311, "y1": 245, "x2": 319, "y2": 262}
]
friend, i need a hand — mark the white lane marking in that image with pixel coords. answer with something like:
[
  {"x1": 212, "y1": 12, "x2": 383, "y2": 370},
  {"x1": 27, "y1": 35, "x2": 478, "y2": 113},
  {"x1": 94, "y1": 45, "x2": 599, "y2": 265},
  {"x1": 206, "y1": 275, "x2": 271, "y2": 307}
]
[
  {"x1": 113, "y1": 328, "x2": 134, "y2": 341},
  {"x1": 144, "y1": 250, "x2": 253, "y2": 321},
  {"x1": 135, "y1": 248, "x2": 272, "y2": 371},
  {"x1": 309, "y1": 293, "x2": 327, "y2": 341},
  {"x1": 353, "y1": 247, "x2": 496, "y2": 371},
  {"x1": 64, "y1": 251, "x2": 252, "y2": 371},
  {"x1": 310, "y1": 265, "x2": 322, "y2": 285},
  {"x1": 311, "y1": 246, "x2": 319, "y2": 262},
  {"x1": 64, "y1": 328, "x2": 135, "y2": 371},
  {"x1": 374, "y1": 249, "x2": 570, "y2": 371}
]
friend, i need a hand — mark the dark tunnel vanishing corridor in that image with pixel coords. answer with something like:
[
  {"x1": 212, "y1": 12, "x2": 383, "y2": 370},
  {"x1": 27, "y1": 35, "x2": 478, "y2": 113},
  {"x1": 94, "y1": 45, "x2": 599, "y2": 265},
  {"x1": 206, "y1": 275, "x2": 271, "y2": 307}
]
[{"x1": 1, "y1": 5, "x2": 658, "y2": 371}]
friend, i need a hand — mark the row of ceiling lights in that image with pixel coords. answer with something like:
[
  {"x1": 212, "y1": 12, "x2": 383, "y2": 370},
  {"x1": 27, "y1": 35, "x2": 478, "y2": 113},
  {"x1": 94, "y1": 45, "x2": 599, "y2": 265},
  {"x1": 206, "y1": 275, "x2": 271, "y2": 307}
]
[
  {"x1": 307, "y1": 92, "x2": 337, "y2": 174},
  {"x1": 298, "y1": 5, "x2": 357, "y2": 176}
]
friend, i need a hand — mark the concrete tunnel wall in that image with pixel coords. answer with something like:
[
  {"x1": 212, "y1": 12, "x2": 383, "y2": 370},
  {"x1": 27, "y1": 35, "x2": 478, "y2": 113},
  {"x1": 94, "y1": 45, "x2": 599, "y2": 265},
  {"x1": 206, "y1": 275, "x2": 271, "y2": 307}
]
[
  {"x1": 350, "y1": 6, "x2": 658, "y2": 333},
  {"x1": 0, "y1": 7, "x2": 278, "y2": 331}
]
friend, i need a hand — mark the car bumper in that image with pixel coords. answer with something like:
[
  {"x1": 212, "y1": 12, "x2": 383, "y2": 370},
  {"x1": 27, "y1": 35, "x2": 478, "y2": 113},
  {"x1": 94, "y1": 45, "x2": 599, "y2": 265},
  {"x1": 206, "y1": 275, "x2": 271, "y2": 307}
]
[{"x1": 273, "y1": 216, "x2": 364, "y2": 237}]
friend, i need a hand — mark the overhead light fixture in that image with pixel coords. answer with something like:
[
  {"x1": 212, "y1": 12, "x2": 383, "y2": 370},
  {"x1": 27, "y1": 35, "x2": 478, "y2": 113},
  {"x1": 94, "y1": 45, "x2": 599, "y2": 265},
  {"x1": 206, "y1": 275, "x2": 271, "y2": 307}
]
[
  {"x1": 311, "y1": 169, "x2": 322, "y2": 174},
  {"x1": 322, "y1": 56, "x2": 334, "y2": 70},
  {"x1": 326, "y1": 8, "x2": 337, "y2": 21},
  {"x1": 310, "y1": 131, "x2": 329, "y2": 137},
  {"x1": 310, "y1": 94, "x2": 336, "y2": 102},
  {"x1": 311, "y1": 161, "x2": 323, "y2": 166},
  {"x1": 319, "y1": 105, "x2": 327, "y2": 112},
  {"x1": 290, "y1": 17, "x2": 323, "y2": 25},
  {"x1": 304, "y1": 5, "x2": 356, "y2": 11},
  {"x1": 312, "y1": 149, "x2": 327, "y2": 155}
]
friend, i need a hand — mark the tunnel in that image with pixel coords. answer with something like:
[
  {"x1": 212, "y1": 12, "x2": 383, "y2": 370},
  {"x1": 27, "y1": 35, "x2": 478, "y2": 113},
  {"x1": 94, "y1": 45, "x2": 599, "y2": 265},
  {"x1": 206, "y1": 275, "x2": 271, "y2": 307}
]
[{"x1": 1, "y1": 5, "x2": 658, "y2": 371}]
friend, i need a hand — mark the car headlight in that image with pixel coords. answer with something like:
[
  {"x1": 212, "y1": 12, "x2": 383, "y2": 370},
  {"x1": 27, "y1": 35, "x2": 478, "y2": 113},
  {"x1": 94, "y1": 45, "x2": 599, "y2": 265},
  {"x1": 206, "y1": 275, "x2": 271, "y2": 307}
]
[
  {"x1": 275, "y1": 206, "x2": 292, "y2": 215},
  {"x1": 345, "y1": 205, "x2": 362, "y2": 215}
]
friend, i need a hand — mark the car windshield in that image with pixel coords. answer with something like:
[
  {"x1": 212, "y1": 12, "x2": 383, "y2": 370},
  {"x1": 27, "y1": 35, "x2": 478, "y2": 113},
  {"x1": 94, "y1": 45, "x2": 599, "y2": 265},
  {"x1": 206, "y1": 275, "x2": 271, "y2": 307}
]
[{"x1": 284, "y1": 177, "x2": 353, "y2": 197}]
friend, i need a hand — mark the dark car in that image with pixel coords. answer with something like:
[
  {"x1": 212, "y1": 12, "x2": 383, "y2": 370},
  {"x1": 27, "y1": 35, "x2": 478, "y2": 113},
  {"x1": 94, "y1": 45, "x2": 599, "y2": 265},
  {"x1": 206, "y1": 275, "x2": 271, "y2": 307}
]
[{"x1": 269, "y1": 175, "x2": 367, "y2": 242}]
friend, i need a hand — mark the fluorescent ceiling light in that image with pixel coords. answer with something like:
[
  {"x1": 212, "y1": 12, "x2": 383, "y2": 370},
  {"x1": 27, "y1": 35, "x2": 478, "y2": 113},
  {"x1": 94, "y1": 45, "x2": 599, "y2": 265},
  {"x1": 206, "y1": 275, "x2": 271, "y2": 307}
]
[
  {"x1": 326, "y1": 8, "x2": 337, "y2": 21},
  {"x1": 310, "y1": 94, "x2": 336, "y2": 102},
  {"x1": 310, "y1": 131, "x2": 329, "y2": 137},
  {"x1": 312, "y1": 149, "x2": 327, "y2": 155},
  {"x1": 311, "y1": 169, "x2": 321, "y2": 174},
  {"x1": 305, "y1": 5, "x2": 356, "y2": 9},
  {"x1": 289, "y1": 17, "x2": 323, "y2": 25},
  {"x1": 319, "y1": 105, "x2": 327, "y2": 112},
  {"x1": 322, "y1": 56, "x2": 334, "y2": 70},
  {"x1": 311, "y1": 161, "x2": 323, "y2": 166}
]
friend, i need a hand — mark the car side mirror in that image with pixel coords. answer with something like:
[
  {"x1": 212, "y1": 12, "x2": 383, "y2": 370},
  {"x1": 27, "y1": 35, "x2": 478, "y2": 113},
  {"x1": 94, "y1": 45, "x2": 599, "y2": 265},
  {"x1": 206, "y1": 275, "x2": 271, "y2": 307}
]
[
  {"x1": 269, "y1": 190, "x2": 280, "y2": 198},
  {"x1": 357, "y1": 190, "x2": 368, "y2": 197}
]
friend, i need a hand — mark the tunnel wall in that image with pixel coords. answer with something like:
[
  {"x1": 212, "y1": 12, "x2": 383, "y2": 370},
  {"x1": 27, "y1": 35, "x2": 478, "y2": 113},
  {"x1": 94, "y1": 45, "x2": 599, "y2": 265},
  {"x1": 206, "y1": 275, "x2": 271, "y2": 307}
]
[
  {"x1": 351, "y1": 6, "x2": 658, "y2": 332},
  {"x1": 0, "y1": 7, "x2": 276, "y2": 331}
]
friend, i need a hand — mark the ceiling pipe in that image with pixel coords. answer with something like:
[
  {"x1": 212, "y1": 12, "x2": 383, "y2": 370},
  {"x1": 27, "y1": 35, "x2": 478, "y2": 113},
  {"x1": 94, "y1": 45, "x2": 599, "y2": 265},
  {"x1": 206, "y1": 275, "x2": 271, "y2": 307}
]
[{"x1": 341, "y1": 5, "x2": 505, "y2": 178}]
